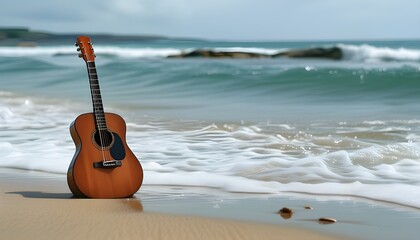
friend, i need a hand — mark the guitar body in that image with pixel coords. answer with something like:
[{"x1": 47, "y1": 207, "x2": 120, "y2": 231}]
[{"x1": 67, "y1": 113, "x2": 143, "y2": 198}]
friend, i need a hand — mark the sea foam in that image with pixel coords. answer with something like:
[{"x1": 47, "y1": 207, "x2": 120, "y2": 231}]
[
  {"x1": 339, "y1": 44, "x2": 420, "y2": 62},
  {"x1": 1, "y1": 92, "x2": 420, "y2": 208},
  {"x1": 0, "y1": 46, "x2": 182, "y2": 58}
]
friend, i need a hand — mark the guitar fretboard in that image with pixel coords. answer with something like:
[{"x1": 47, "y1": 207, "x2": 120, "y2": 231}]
[{"x1": 86, "y1": 61, "x2": 107, "y2": 130}]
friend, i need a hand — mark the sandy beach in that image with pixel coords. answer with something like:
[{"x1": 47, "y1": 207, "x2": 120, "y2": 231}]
[
  {"x1": 0, "y1": 168, "x2": 349, "y2": 240},
  {"x1": 2, "y1": 168, "x2": 420, "y2": 240}
]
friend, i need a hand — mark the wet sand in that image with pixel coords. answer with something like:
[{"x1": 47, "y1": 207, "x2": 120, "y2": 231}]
[
  {"x1": 0, "y1": 168, "x2": 346, "y2": 240},
  {"x1": 3, "y1": 168, "x2": 420, "y2": 240}
]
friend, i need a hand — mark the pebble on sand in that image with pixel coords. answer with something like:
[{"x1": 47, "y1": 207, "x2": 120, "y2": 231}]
[
  {"x1": 278, "y1": 207, "x2": 293, "y2": 219},
  {"x1": 318, "y1": 217, "x2": 337, "y2": 224}
]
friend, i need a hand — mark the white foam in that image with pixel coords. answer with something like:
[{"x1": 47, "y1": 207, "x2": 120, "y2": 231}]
[
  {"x1": 94, "y1": 46, "x2": 182, "y2": 58},
  {"x1": 1, "y1": 92, "x2": 420, "y2": 208},
  {"x1": 0, "y1": 46, "x2": 283, "y2": 58},
  {"x1": 213, "y1": 47, "x2": 283, "y2": 55},
  {"x1": 339, "y1": 44, "x2": 420, "y2": 62},
  {"x1": 0, "y1": 93, "x2": 81, "y2": 174},
  {"x1": 0, "y1": 46, "x2": 182, "y2": 58},
  {"x1": 142, "y1": 171, "x2": 420, "y2": 208},
  {"x1": 0, "y1": 106, "x2": 14, "y2": 120},
  {"x1": 0, "y1": 46, "x2": 75, "y2": 57}
]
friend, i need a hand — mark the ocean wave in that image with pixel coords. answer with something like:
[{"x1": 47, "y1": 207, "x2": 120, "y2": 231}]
[
  {"x1": 0, "y1": 44, "x2": 419, "y2": 63},
  {"x1": 0, "y1": 46, "x2": 75, "y2": 57},
  {"x1": 339, "y1": 44, "x2": 420, "y2": 62},
  {"x1": 0, "y1": 46, "x2": 281, "y2": 59},
  {"x1": 0, "y1": 46, "x2": 183, "y2": 58}
]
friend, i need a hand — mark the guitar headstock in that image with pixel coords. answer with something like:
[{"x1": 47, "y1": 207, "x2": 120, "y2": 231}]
[{"x1": 75, "y1": 36, "x2": 95, "y2": 62}]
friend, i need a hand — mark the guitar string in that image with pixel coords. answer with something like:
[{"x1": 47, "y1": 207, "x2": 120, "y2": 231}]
[
  {"x1": 91, "y1": 62, "x2": 114, "y2": 163},
  {"x1": 91, "y1": 62, "x2": 113, "y2": 163},
  {"x1": 91, "y1": 65, "x2": 111, "y2": 162},
  {"x1": 92, "y1": 63, "x2": 112, "y2": 163},
  {"x1": 87, "y1": 62, "x2": 108, "y2": 163}
]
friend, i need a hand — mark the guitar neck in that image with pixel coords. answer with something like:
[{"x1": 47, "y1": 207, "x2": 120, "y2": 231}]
[{"x1": 86, "y1": 61, "x2": 107, "y2": 130}]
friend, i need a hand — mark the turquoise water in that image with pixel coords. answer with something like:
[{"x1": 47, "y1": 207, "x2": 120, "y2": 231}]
[
  {"x1": 1, "y1": 42, "x2": 419, "y2": 122},
  {"x1": 1, "y1": 39, "x2": 420, "y2": 208}
]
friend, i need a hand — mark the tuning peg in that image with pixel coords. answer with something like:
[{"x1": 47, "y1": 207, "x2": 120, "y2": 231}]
[
  {"x1": 76, "y1": 48, "x2": 81, "y2": 52},
  {"x1": 78, "y1": 53, "x2": 83, "y2": 58},
  {"x1": 75, "y1": 42, "x2": 79, "y2": 47}
]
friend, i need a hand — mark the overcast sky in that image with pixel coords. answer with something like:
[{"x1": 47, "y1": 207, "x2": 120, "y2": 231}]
[{"x1": 1, "y1": 0, "x2": 419, "y2": 40}]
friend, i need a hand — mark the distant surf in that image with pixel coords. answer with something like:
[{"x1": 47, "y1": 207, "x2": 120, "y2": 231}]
[{"x1": 0, "y1": 44, "x2": 419, "y2": 62}]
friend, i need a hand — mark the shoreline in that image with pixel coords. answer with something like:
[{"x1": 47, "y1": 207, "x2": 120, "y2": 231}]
[
  {"x1": 0, "y1": 168, "x2": 345, "y2": 240},
  {"x1": 1, "y1": 168, "x2": 420, "y2": 239}
]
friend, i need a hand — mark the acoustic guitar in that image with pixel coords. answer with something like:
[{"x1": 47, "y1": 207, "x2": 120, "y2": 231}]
[{"x1": 67, "y1": 36, "x2": 143, "y2": 198}]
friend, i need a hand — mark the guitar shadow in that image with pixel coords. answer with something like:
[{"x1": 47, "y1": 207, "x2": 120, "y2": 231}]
[
  {"x1": 7, "y1": 191, "x2": 144, "y2": 211},
  {"x1": 7, "y1": 191, "x2": 74, "y2": 199}
]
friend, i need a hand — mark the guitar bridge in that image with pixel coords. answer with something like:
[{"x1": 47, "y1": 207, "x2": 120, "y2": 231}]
[{"x1": 93, "y1": 160, "x2": 122, "y2": 169}]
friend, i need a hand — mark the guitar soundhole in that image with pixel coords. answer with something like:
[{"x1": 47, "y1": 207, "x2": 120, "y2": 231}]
[{"x1": 93, "y1": 129, "x2": 114, "y2": 148}]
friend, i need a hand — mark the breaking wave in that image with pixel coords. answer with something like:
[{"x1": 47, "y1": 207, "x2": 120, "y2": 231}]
[{"x1": 0, "y1": 44, "x2": 419, "y2": 63}]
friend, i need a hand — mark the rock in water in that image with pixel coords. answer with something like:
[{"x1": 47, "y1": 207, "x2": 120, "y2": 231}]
[
  {"x1": 168, "y1": 50, "x2": 271, "y2": 58},
  {"x1": 273, "y1": 47, "x2": 343, "y2": 60},
  {"x1": 168, "y1": 47, "x2": 343, "y2": 60}
]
